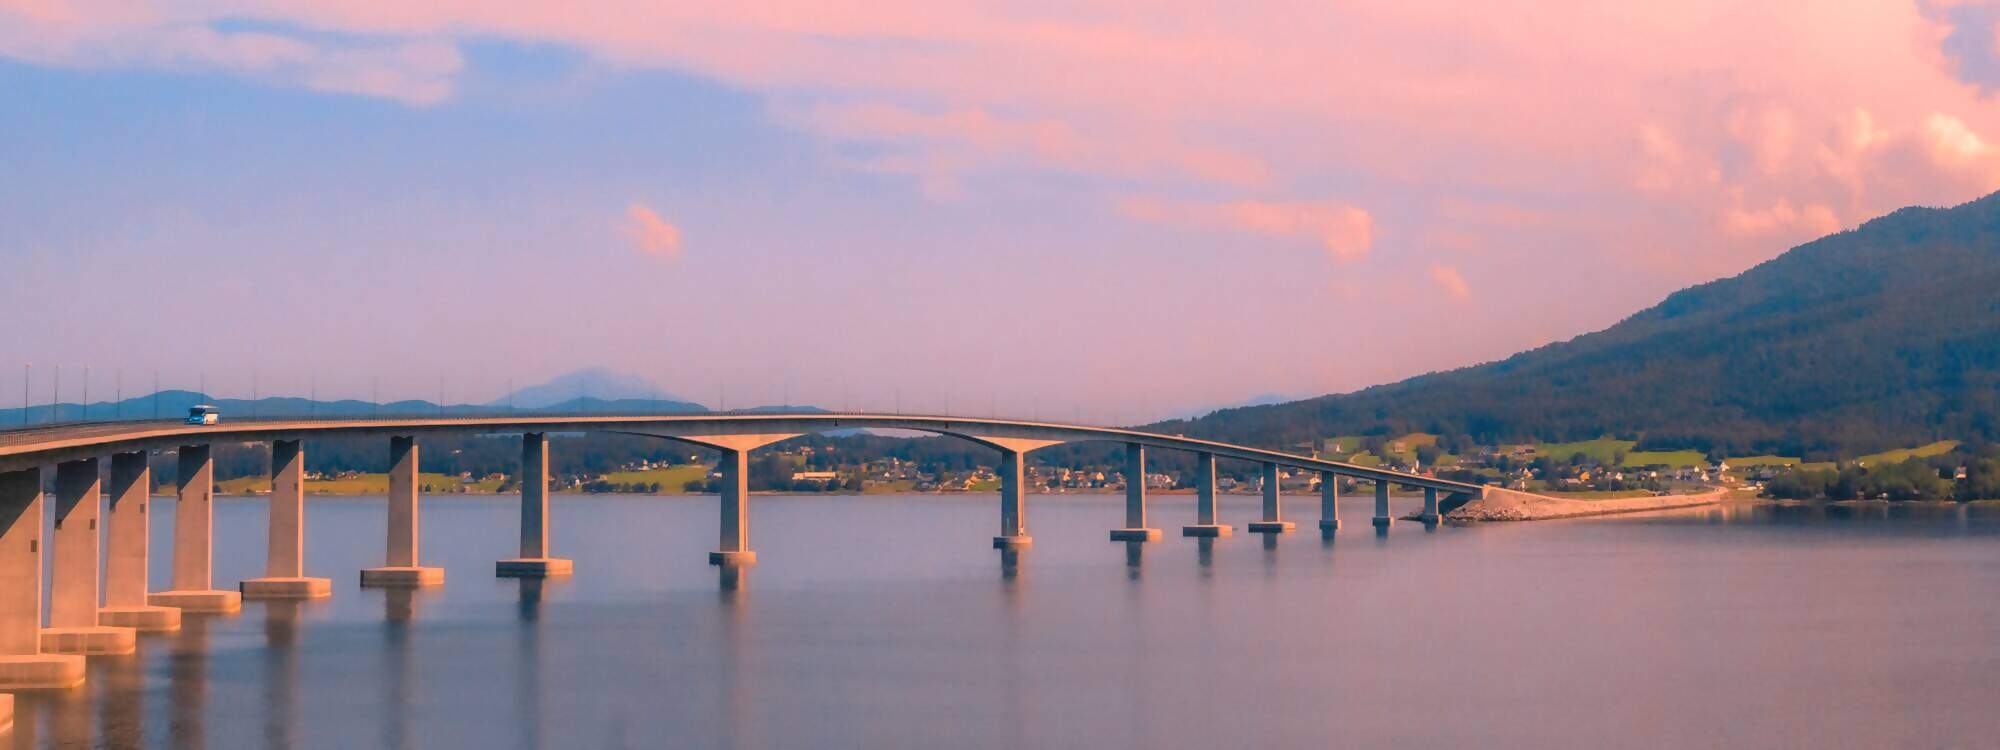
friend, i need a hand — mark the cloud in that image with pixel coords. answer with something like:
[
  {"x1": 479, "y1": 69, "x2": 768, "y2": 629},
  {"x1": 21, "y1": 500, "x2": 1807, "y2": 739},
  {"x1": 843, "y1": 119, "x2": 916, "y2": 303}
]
[
  {"x1": 1429, "y1": 263, "x2": 1470, "y2": 301},
  {"x1": 1117, "y1": 196, "x2": 1373, "y2": 262},
  {"x1": 624, "y1": 204, "x2": 682, "y2": 262}
]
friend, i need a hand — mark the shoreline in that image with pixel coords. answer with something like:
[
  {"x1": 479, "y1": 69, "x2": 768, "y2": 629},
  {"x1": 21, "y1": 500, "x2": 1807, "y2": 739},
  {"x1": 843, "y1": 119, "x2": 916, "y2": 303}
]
[{"x1": 1443, "y1": 487, "x2": 1730, "y2": 522}]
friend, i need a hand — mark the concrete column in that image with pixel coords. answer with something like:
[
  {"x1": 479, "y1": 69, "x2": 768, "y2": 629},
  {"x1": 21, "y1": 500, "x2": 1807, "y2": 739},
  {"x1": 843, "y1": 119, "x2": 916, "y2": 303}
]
[
  {"x1": 1318, "y1": 471, "x2": 1341, "y2": 532},
  {"x1": 709, "y1": 448, "x2": 757, "y2": 565},
  {"x1": 101, "y1": 452, "x2": 179, "y2": 631},
  {"x1": 150, "y1": 444, "x2": 240, "y2": 612},
  {"x1": 243, "y1": 440, "x2": 332, "y2": 599},
  {"x1": 1182, "y1": 451, "x2": 1230, "y2": 537},
  {"x1": 499, "y1": 433, "x2": 572, "y2": 577},
  {"x1": 0, "y1": 467, "x2": 83, "y2": 688},
  {"x1": 1372, "y1": 479, "x2": 1394, "y2": 532},
  {"x1": 1249, "y1": 461, "x2": 1295, "y2": 533},
  {"x1": 993, "y1": 448, "x2": 1031, "y2": 548},
  {"x1": 1421, "y1": 487, "x2": 1441, "y2": 523},
  {"x1": 1109, "y1": 443, "x2": 1160, "y2": 541},
  {"x1": 362, "y1": 436, "x2": 443, "y2": 586},
  {"x1": 43, "y1": 458, "x2": 134, "y2": 655}
]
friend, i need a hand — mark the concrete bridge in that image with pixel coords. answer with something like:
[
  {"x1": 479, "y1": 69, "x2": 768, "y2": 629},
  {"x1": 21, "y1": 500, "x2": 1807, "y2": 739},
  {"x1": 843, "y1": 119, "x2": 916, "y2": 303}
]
[{"x1": 0, "y1": 412, "x2": 1490, "y2": 693}]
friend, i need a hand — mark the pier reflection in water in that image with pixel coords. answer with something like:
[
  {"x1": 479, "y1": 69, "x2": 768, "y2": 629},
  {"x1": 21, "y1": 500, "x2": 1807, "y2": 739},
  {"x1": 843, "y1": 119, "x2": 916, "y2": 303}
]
[{"x1": 2, "y1": 494, "x2": 1998, "y2": 748}]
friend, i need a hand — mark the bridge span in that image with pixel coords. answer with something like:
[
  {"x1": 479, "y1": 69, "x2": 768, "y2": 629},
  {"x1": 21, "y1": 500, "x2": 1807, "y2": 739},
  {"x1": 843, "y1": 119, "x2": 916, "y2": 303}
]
[{"x1": 0, "y1": 412, "x2": 1492, "y2": 690}]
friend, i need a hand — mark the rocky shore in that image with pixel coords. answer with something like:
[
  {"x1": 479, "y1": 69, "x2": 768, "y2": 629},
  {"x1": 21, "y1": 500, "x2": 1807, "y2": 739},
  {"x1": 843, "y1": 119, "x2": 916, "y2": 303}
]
[{"x1": 1442, "y1": 486, "x2": 1729, "y2": 522}]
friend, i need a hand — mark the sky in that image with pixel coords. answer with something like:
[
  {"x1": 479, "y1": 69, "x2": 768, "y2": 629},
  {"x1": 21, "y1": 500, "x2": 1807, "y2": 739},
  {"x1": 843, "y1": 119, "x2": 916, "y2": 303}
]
[{"x1": 6, "y1": 1, "x2": 2000, "y2": 422}]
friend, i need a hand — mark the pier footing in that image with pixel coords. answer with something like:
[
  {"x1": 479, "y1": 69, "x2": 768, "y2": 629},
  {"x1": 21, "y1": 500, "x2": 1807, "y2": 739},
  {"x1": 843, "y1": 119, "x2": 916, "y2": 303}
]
[
  {"x1": 38, "y1": 626, "x2": 135, "y2": 656},
  {"x1": 991, "y1": 536, "x2": 1033, "y2": 550},
  {"x1": 1247, "y1": 521, "x2": 1296, "y2": 534},
  {"x1": 148, "y1": 590, "x2": 241, "y2": 613},
  {"x1": 359, "y1": 567, "x2": 444, "y2": 588},
  {"x1": 708, "y1": 551, "x2": 758, "y2": 567},
  {"x1": 1319, "y1": 519, "x2": 1341, "y2": 532},
  {"x1": 0, "y1": 654, "x2": 82, "y2": 689},
  {"x1": 241, "y1": 577, "x2": 333, "y2": 599},
  {"x1": 1181, "y1": 524, "x2": 1233, "y2": 538},
  {"x1": 1108, "y1": 528, "x2": 1162, "y2": 542},
  {"x1": 98, "y1": 605, "x2": 180, "y2": 632},
  {"x1": 496, "y1": 558, "x2": 573, "y2": 578}
]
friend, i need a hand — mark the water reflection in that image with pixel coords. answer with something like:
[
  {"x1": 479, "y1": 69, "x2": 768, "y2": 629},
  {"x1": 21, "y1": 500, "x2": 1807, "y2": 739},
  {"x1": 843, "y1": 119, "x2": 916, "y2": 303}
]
[
  {"x1": 1320, "y1": 526, "x2": 1338, "y2": 546},
  {"x1": 516, "y1": 579, "x2": 548, "y2": 750},
  {"x1": 170, "y1": 614, "x2": 211, "y2": 750},
  {"x1": 1195, "y1": 537, "x2": 1215, "y2": 577},
  {"x1": 1122, "y1": 541, "x2": 1144, "y2": 581},
  {"x1": 718, "y1": 565, "x2": 749, "y2": 594},
  {"x1": 381, "y1": 588, "x2": 418, "y2": 750},
  {"x1": 1260, "y1": 533, "x2": 1279, "y2": 577},
  {"x1": 997, "y1": 548, "x2": 1023, "y2": 582},
  {"x1": 262, "y1": 601, "x2": 305, "y2": 750}
]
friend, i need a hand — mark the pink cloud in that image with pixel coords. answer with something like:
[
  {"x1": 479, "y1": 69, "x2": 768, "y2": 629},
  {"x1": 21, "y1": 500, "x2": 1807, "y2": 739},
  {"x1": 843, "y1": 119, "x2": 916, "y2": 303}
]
[
  {"x1": 625, "y1": 204, "x2": 682, "y2": 262},
  {"x1": 1429, "y1": 263, "x2": 1470, "y2": 301},
  {"x1": 1117, "y1": 196, "x2": 1373, "y2": 262}
]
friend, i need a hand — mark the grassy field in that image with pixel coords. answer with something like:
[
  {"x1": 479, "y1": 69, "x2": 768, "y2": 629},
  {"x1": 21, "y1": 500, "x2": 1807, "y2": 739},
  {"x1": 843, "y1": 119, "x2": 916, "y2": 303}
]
[
  {"x1": 1727, "y1": 454, "x2": 1801, "y2": 467},
  {"x1": 598, "y1": 465, "x2": 709, "y2": 491},
  {"x1": 217, "y1": 472, "x2": 501, "y2": 495},
  {"x1": 1534, "y1": 438, "x2": 1637, "y2": 465},
  {"x1": 1620, "y1": 450, "x2": 1705, "y2": 468},
  {"x1": 1856, "y1": 440, "x2": 1959, "y2": 466}
]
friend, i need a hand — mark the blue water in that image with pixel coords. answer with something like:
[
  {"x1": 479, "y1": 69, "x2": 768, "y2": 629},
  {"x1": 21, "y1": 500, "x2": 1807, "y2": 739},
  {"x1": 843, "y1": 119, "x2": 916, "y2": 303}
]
[{"x1": 8, "y1": 494, "x2": 2000, "y2": 748}]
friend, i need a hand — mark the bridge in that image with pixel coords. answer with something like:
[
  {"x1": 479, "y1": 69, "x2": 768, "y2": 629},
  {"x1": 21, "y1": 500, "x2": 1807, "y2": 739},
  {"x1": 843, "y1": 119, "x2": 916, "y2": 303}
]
[{"x1": 0, "y1": 411, "x2": 1492, "y2": 691}]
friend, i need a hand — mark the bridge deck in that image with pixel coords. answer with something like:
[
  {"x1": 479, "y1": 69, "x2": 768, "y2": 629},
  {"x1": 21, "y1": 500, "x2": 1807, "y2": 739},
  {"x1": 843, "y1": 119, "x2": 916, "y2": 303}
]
[{"x1": 0, "y1": 413, "x2": 1484, "y2": 494}]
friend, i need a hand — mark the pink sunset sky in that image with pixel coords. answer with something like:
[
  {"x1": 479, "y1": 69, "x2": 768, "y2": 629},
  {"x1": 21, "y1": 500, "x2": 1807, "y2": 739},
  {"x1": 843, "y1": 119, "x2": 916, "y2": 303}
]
[{"x1": 5, "y1": 1, "x2": 2000, "y2": 419}]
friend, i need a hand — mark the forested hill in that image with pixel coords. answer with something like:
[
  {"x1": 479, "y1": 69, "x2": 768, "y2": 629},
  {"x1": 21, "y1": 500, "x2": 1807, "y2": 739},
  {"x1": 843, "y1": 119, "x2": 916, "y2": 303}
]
[{"x1": 1160, "y1": 192, "x2": 2000, "y2": 461}]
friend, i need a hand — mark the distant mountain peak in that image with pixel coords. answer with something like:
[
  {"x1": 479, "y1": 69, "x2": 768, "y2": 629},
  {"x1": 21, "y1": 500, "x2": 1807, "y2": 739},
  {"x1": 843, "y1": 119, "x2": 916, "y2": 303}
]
[{"x1": 493, "y1": 368, "x2": 687, "y2": 409}]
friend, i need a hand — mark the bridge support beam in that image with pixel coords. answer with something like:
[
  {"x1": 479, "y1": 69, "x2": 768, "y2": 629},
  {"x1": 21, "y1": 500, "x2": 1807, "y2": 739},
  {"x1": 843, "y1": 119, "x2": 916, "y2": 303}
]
[
  {"x1": 1109, "y1": 444, "x2": 1160, "y2": 541},
  {"x1": 1182, "y1": 451, "x2": 1231, "y2": 537},
  {"x1": 710, "y1": 448, "x2": 757, "y2": 565},
  {"x1": 151, "y1": 445, "x2": 241, "y2": 613},
  {"x1": 1248, "y1": 461, "x2": 1295, "y2": 533},
  {"x1": 1372, "y1": 480, "x2": 1393, "y2": 532},
  {"x1": 1421, "y1": 487, "x2": 1441, "y2": 524},
  {"x1": 993, "y1": 448, "x2": 1032, "y2": 548},
  {"x1": 100, "y1": 452, "x2": 179, "y2": 631},
  {"x1": 42, "y1": 458, "x2": 136, "y2": 655},
  {"x1": 362, "y1": 436, "x2": 444, "y2": 587},
  {"x1": 0, "y1": 468, "x2": 83, "y2": 689},
  {"x1": 1318, "y1": 471, "x2": 1340, "y2": 532},
  {"x1": 244, "y1": 440, "x2": 332, "y2": 599},
  {"x1": 500, "y1": 433, "x2": 572, "y2": 577}
]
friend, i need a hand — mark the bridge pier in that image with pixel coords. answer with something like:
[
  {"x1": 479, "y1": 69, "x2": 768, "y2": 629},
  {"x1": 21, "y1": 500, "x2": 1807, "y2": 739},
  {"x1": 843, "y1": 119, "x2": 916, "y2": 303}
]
[
  {"x1": 710, "y1": 448, "x2": 759, "y2": 565},
  {"x1": 1318, "y1": 471, "x2": 1340, "y2": 532},
  {"x1": 1421, "y1": 487, "x2": 1441, "y2": 524},
  {"x1": 1182, "y1": 451, "x2": 1231, "y2": 537},
  {"x1": 99, "y1": 452, "x2": 179, "y2": 631},
  {"x1": 1248, "y1": 461, "x2": 1295, "y2": 533},
  {"x1": 1109, "y1": 444, "x2": 1160, "y2": 541},
  {"x1": 150, "y1": 445, "x2": 242, "y2": 613},
  {"x1": 243, "y1": 440, "x2": 332, "y2": 599},
  {"x1": 0, "y1": 468, "x2": 82, "y2": 688},
  {"x1": 1372, "y1": 479, "x2": 1393, "y2": 533},
  {"x1": 362, "y1": 436, "x2": 444, "y2": 587},
  {"x1": 993, "y1": 448, "x2": 1032, "y2": 549},
  {"x1": 500, "y1": 433, "x2": 572, "y2": 577},
  {"x1": 41, "y1": 458, "x2": 135, "y2": 656}
]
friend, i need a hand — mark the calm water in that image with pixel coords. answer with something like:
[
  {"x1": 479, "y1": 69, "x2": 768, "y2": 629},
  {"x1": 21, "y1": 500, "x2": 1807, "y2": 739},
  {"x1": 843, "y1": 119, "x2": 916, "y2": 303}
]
[{"x1": 10, "y1": 493, "x2": 2000, "y2": 749}]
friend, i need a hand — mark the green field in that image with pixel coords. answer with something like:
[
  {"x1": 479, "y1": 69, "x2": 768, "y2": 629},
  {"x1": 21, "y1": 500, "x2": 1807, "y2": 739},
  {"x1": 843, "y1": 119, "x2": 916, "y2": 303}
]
[
  {"x1": 1533, "y1": 438, "x2": 1636, "y2": 465},
  {"x1": 1620, "y1": 450, "x2": 1705, "y2": 468},
  {"x1": 217, "y1": 472, "x2": 501, "y2": 495},
  {"x1": 1727, "y1": 454, "x2": 1801, "y2": 467},
  {"x1": 597, "y1": 465, "x2": 709, "y2": 492},
  {"x1": 1856, "y1": 440, "x2": 1959, "y2": 466}
]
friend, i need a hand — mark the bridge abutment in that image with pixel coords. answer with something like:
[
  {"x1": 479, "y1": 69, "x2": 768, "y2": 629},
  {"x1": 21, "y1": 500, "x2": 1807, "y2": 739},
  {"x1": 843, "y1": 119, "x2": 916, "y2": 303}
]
[
  {"x1": 500, "y1": 433, "x2": 572, "y2": 577},
  {"x1": 362, "y1": 437, "x2": 444, "y2": 587},
  {"x1": 99, "y1": 452, "x2": 179, "y2": 632},
  {"x1": 1182, "y1": 451, "x2": 1231, "y2": 537},
  {"x1": 1109, "y1": 443, "x2": 1160, "y2": 541},
  {"x1": 244, "y1": 440, "x2": 333, "y2": 599},
  {"x1": 0, "y1": 468, "x2": 84, "y2": 688},
  {"x1": 1248, "y1": 461, "x2": 1295, "y2": 533},
  {"x1": 1318, "y1": 471, "x2": 1340, "y2": 533},
  {"x1": 151, "y1": 445, "x2": 242, "y2": 612},
  {"x1": 41, "y1": 458, "x2": 136, "y2": 656}
]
